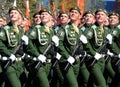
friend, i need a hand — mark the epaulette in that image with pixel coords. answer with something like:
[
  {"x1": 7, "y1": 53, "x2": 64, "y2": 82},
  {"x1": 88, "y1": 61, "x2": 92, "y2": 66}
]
[
  {"x1": 0, "y1": 25, "x2": 4, "y2": 30},
  {"x1": 65, "y1": 24, "x2": 69, "y2": 29},
  {"x1": 35, "y1": 25, "x2": 41, "y2": 29},
  {"x1": 104, "y1": 26, "x2": 109, "y2": 30},
  {"x1": 4, "y1": 25, "x2": 10, "y2": 30},
  {"x1": 117, "y1": 25, "x2": 120, "y2": 29},
  {"x1": 81, "y1": 26, "x2": 86, "y2": 32},
  {"x1": 55, "y1": 26, "x2": 60, "y2": 31},
  {"x1": 91, "y1": 25, "x2": 97, "y2": 29}
]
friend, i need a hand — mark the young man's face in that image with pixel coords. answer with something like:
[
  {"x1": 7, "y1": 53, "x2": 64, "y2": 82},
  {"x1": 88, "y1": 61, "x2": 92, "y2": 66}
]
[
  {"x1": 40, "y1": 12, "x2": 51, "y2": 24},
  {"x1": 9, "y1": 10, "x2": 21, "y2": 22},
  {"x1": 0, "y1": 18, "x2": 5, "y2": 27},
  {"x1": 34, "y1": 14, "x2": 41, "y2": 24},
  {"x1": 85, "y1": 14, "x2": 95, "y2": 25},
  {"x1": 59, "y1": 14, "x2": 70, "y2": 25},
  {"x1": 109, "y1": 15, "x2": 119, "y2": 26},
  {"x1": 95, "y1": 11, "x2": 107, "y2": 24},
  {"x1": 69, "y1": 10, "x2": 81, "y2": 21}
]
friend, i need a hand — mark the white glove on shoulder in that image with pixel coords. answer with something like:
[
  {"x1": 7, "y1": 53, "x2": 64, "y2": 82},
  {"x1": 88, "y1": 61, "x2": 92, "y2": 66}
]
[
  {"x1": 107, "y1": 50, "x2": 113, "y2": 57},
  {"x1": 80, "y1": 34, "x2": 88, "y2": 44},
  {"x1": 56, "y1": 53, "x2": 61, "y2": 60},
  {"x1": 38, "y1": 54, "x2": 46, "y2": 63},
  {"x1": 9, "y1": 54, "x2": 16, "y2": 62},
  {"x1": 52, "y1": 35, "x2": 59, "y2": 47},
  {"x1": 21, "y1": 35, "x2": 29, "y2": 45},
  {"x1": 106, "y1": 34, "x2": 112, "y2": 44},
  {"x1": 67, "y1": 56, "x2": 75, "y2": 64},
  {"x1": 94, "y1": 52, "x2": 102, "y2": 60}
]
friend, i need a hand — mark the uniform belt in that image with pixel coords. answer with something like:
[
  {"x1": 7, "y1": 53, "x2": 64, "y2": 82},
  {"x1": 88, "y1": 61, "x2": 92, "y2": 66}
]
[{"x1": 46, "y1": 59, "x2": 51, "y2": 63}]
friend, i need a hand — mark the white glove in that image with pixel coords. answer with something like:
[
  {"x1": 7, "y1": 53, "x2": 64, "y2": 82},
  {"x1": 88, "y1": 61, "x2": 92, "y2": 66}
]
[
  {"x1": 79, "y1": 34, "x2": 88, "y2": 44},
  {"x1": 9, "y1": 54, "x2": 16, "y2": 62},
  {"x1": 2, "y1": 57, "x2": 8, "y2": 60},
  {"x1": 106, "y1": 34, "x2": 112, "y2": 44},
  {"x1": 0, "y1": 56, "x2": 7, "y2": 60},
  {"x1": 94, "y1": 52, "x2": 102, "y2": 60},
  {"x1": 52, "y1": 35, "x2": 59, "y2": 47},
  {"x1": 118, "y1": 54, "x2": 120, "y2": 59},
  {"x1": 33, "y1": 57, "x2": 37, "y2": 61},
  {"x1": 107, "y1": 50, "x2": 113, "y2": 57},
  {"x1": 56, "y1": 53, "x2": 61, "y2": 60},
  {"x1": 38, "y1": 54, "x2": 46, "y2": 63},
  {"x1": 67, "y1": 56, "x2": 75, "y2": 64},
  {"x1": 21, "y1": 35, "x2": 29, "y2": 45},
  {"x1": 21, "y1": 53, "x2": 26, "y2": 59},
  {"x1": 0, "y1": 55, "x2": 2, "y2": 60}
]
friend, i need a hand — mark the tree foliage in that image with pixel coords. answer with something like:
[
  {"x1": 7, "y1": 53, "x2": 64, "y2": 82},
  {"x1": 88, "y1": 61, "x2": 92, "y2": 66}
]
[
  {"x1": 0, "y1": 0, "x2": 39, "y2": 21},
  {"x1": 0, "y1": 0, "x2": 107, "y2": 20},
  {"x1": 84, "y1": 0, "x2": 106, "y2": 11},
  {"x1": 115, "y1": 0, "x2": 120, "y2": 14},
  {"x1": 55, "y1": 0, "x2": 76, "y2": 11}
]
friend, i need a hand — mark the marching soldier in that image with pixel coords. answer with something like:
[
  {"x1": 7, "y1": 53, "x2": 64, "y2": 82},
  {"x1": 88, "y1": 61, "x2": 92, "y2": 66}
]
[
  {"x1": 0, "y1": 6, "x2": 27, "y2": 87},
  {"x1": 56, "y1": 6, "x2": 87, "y2": 87},
  {"x1": 55, "y1": 11, "x2": 70, "y2": 33},
  {"x1": 24, "y1": 8, "x2": 59, "y2": 87},
  {"x1": 0, "y1": 15, "x2": 7, "y2": 87},
  {"x1": 81, "y1": 10, "x2": 96, "y2": 32},
  {"x1": 83, "y1": 9, "x2": 110, "y2": 87},
  {"x1": 106, "y1": 12, "x2": 120, "y2": 87},
  {"x1": 51, "y1": 11, "x2": 70, "y2": 87},
  {"x1": 33, "y1": 12, "x2": 41, "y2": 25},
  {"x1": 78, "y1": 10, "x2": 95, "y2": 87}
]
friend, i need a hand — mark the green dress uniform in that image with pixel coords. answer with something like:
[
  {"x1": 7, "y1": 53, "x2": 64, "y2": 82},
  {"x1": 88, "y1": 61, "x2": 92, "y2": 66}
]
[
  {"x1": 83, "y1": 24, "x2": 109, "y2": 87},
  {"x1": 103, "y1": 26, "x2": 116, "y2": 86},
  {"x1": 0, "y1": 26, "x2": 5, "y2": 87},
  {"x1": 0, "y1": 63, "x2": 4, "y2": 87},
  {"x1": 0, "y1": 23, "x2": 26, "y2": 87},
  {"x1": 107, "y1": 25, "x2": 120, "y2": 87},
  {"x1": 78, "y1": 24, "x2": 91, "y2": 87},
  {"x1": 26, "y1": 24, "x2": 54, "y2": 87},
  {"x1": 56, "y1": 23, "x2": 83, "y2": 87},
  {"x1": 50, "y1": 25, "x2": 65, "y2": 87}
]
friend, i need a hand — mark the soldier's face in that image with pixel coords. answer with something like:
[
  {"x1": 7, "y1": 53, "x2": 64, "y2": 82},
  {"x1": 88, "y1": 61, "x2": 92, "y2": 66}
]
[
  {"x1": 85, "y1": 14, "x2": 95, "y2": 25},
  {"x1": 70, "y1": 10, "x2": 81, "y2": 21},
  {"x1": 9, "y1": 10, "x2": 21, "y2": 22},
  {"x1": 47, "y1": 17, "x2": 54, "y2": 28},
  {"x1": 95, "y1": 11, "x2": 107, "y2": 24},
  {"x1": 60, "y1": 14, "x2": 70, "y2": 25},
  {"x1": 0, "y1": 18, "x2": 5, "y2": 27},
  {"x1": 104, "y1": 17, "x2": 109, "y2": 26},
  {"x1": 41, "y1": 12, "x2": 51, "y2": 24},
  {"x1": 109, "y1": 15, "x2": 119, "y2": 26},
  {"x1": 20, "y1": 18, "x2": 28, "y2": 28},
  {"x1": 34, "y1": 14, "x2": 41, "y2": 24}
]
